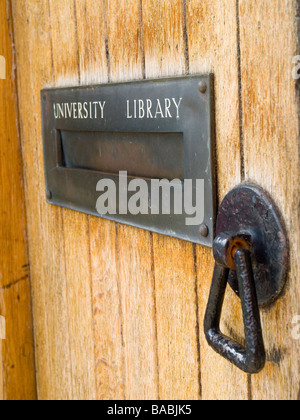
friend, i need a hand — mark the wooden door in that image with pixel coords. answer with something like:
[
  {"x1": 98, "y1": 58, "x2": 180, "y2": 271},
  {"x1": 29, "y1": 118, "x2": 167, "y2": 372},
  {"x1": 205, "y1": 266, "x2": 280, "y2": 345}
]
[
  {"x1": 0, "y1": 0, "x2": 36, "y2": 400},
  {"x1": 0, "y1": 0, "x2": 299, "y2": 400}
]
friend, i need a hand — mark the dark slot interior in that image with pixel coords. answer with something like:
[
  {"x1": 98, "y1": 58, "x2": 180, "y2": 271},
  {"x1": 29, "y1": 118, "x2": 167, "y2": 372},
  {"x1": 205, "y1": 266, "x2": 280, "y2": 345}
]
[{"x1": 58, "y1": 130, "x2": 185, "y2": 180}]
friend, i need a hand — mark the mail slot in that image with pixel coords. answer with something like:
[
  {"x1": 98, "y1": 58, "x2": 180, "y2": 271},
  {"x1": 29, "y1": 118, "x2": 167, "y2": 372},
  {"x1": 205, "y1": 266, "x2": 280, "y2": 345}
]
[
  {"x1": 59, "y1": 130, "x2": 184, "y2": 180},
  {"x1": 41, "y1": 75, "x2": 216, "y2": 247}
]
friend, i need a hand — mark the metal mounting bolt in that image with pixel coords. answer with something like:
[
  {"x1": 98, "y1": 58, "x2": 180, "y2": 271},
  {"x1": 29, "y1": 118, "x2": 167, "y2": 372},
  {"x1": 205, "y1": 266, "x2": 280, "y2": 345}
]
[
  {"x1": 199, "y1": 224, "x2": 209, "y2": 238},
  {"x1": 198, "y1": 81, "x2": 207, "y2": 94},
  {"x1": 46, "y1": 190, "x2": 52, "y2": 200}
]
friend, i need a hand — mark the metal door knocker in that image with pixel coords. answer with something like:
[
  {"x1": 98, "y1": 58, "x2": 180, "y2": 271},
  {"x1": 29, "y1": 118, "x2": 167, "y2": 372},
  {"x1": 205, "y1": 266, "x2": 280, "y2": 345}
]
[{"x1": 204, "y1": 183, "x2": 289, "y2": 374}]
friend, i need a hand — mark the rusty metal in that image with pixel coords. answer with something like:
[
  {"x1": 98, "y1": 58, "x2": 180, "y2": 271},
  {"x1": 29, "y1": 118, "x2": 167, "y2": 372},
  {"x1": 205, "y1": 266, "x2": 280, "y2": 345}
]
[
  {"x1": 204, "y1": 183, "x2": 289, "y2": 374},
  {"x1": 215, "y1": 183, "x2": 288, "y2": 307},
  {"x1": 213, "y1": 232, "x2": 252, "y2": 270},
  {"x1": 205, "y1": 246, "x2": 266, "y2": 374}
]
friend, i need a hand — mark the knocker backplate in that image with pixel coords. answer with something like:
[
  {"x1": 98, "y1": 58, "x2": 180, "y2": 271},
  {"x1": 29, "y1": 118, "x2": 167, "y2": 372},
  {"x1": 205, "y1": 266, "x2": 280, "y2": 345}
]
[{"x1": 216, "y1": 184, "x2": 289, "y2": 307}]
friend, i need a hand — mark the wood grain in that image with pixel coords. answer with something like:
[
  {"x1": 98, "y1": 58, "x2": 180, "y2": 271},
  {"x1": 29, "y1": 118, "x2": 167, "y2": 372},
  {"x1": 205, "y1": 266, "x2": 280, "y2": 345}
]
[
  {"x1": 116, "y1": 225, "x2": 159, "y2": 400},
  {"x1": 143, "y1": 0, "x2": 187, "y2": 78},
  {"x1": 107, "y1": 0, "x2": 145, "y2": 82},
  {"x1": 0, "y1": 342, "x2": 3, "y2": 399},
  {"x1": 12, "y1": 0, "x2": 159, "y2": 400},
  {"x1": 239, "y1": 0, "x2": 300, "y2": 400},
  {"x1": 11, "y1": 0, "x2": 73, "y2": 399},
  {"x1": 89, "y1": 218, "x2": 124, "y2": 400},
  {"x1": 75, "y1": 0, "x2": 108, "y2": 86},
  {"x1": 0, "y1": 0, "x2": 36, "y2": 400},
  {"x1": 75, "y1": 0, "x2": 125, "y2": 400},
  {"x1": 106, "y1": 0, "x2": 159, "y2": 399},
  {"x1": 48, "y1": 0, "x2": 97, "y2": 400},
  {"x1": 142, "y1": 0, "x2": 200, "y2": 400},
  {"x1": 9, "y1": 0, "x2": 300, "y2": 400},
  {"x1": 186, "y1": 0, "x2": 248, "y2": 400}
]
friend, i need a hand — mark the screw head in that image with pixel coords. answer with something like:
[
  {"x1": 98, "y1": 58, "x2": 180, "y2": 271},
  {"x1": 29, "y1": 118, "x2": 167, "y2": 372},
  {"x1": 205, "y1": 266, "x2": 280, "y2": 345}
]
[
  {"x1": 198, "y1": 81, "x2": 207, "y2": 94},
  {"x1": 46, "y1": 190, "x2": 52, "y2": 200},
  {"x1": 199, "y1": 224, "x2": 209, "y2": 238}
]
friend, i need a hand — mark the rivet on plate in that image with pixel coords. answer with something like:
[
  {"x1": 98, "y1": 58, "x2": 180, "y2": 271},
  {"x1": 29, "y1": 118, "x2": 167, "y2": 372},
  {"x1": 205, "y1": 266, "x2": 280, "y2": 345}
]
[
  {"x1": 198, "y1": 81, "x2": 207, "y2": 94},
  {"x1": 199, "y1": 224, "x2": 209, "y2": 238}
]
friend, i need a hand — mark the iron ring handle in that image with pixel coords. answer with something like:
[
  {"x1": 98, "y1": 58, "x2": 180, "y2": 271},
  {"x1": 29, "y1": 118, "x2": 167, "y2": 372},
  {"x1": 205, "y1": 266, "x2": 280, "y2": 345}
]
[{"x1": 204, "y1": 247, "x2": 266, "y2": 374}]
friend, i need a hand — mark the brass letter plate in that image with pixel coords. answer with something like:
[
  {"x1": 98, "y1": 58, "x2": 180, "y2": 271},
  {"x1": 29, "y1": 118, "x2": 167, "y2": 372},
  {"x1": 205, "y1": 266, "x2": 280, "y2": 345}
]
[{"x1": 41, "y1": 75, "x2": 216, "y2": 247}]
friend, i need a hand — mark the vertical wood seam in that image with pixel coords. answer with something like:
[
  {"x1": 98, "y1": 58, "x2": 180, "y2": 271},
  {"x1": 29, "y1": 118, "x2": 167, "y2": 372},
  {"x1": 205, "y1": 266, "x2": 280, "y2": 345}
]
[
  {"x1": 295, "y1": 0, "x2": 300, "y2": 162},
  {"x1": 5, "y1": 0, "x2": 38, "y2": 400},
  {"x1": 47, "y1": 0, "x2": 65, "y2": 399},
  {"x1": 193, "y1": 244, "x2": 202, "y2": 399},
  {"x1": 149, "y1": 232, "x2": 160, "y2": 400},
  {"x1": 1, "y1": 342, "x2": 3, "y2": 399},
  {"x1": 182, "y1": 0, "x2": 190, "y2": 75},
  {"x1": 103, "y1": 1, "x2": 126, "y2": 398},
  {"x1": 47, "y1": 0, "x2": 55, "y2": 81},
  {"x1": 113, "y1": 223, "x2": 127, "y2": 399},
  {"x1": 1, "y1": 0, "x2": 6, "y2": 398},
  {"x1": 183, "y1": 0, "x2": 201, "y2": 399},
  {"x1": 139, "y1": 0, "x2": 146, "y2": 79},
  {"x1": 48, "y1": 0, "x2": 76, "y2": 399},
  {"x1": 236, "y1": 0, "x2": 245, "y2": 182},
  {"x1": 247, "y1": 375, "x2": 253, "y2": 400},
  {"x1": 104, "y1": 0, "x2": 111, "y2": 83},
  {"x1": 29, "y1": 0, "x2": 54, "y2": 399},
  {"x1": 60, "y1": 204, "x2": 75, "y2": 400},
  {"x1": 294, "y1": 0, "x2": 300, "y2": 401},
  {"x1": 75, "y1": 0, "x2": 98, "y2": 399},
  {"x1": 86, "y1": 217, "x2": 98, "y2": 400},
  {"x1": 73, "y1": 0, "x2": 81, "y2": 85},
  {"x1": 1, "y1": 346, "x2": 3, "y2": 399},
  {"x1": 139, "y1": 0, "x2": 160, "y2": 399},
  {"x1": 68, "y1": 1, "x2": 97, "y2": 398},
  {"x1": 236, "y1": 0, "x2": 251, "y2": 400}
]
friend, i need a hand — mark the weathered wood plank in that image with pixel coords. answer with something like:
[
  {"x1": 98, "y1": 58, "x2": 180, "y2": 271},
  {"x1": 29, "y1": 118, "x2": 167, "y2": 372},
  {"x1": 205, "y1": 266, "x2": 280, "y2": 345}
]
[
  {"x1": 107, "y1": 0, "x2": 145, "y2": 82},
  {"x1": 75, "y1": 0, "x2": 124, "y2": 400},
  {"x1": 61, "y1": 215, "x2": 97, "y2": 400},
  {"x1": 186, "y1": 0, "x2": 248, "y2": 400},
  {"x1": 106, "y1": 0, "x2": 159, "y2": 399},
  {"x1": 142, "y1": 0, "x2": 201, "y2": 400},
  {"x1": 143, "y1": 0, "x2": 187, "y2": 78},
  {"x1": 0, "y1": 0, "x2": 36, "y2": 400},
  {"x1": 89, "y1": 218, "x2": 124, "y2": 400},
  {"x1": 1, "y1": 281, "x2": 36, "y2": 400},
  {"x1": 152, "y1": 235, "x2": 201, "y2": 400},
  {"x1": 48, "y1": 0, "x2": 97, "y2": 400},
  {"x1": 11, "y1": 0, "x2": 73, "y2": 400},
  {"x1": 116, "y1": 225, "x2": 159, "y2": 400},
  {"x1": 75, "y1": 0, "x2": 108, "y2": 86},
  {"x1": 239, "y1": 0, "x2": 300, "y2": 400},
  {"x1": 0, "y1": 342, "x2": 3, "y2": 399}
]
